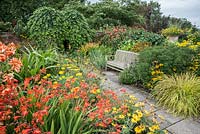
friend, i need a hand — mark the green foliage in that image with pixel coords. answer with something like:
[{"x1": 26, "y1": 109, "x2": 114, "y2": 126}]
[
  {"x1": 61, "y1": 9, "x2": 92, "y2": 50},
  {"x1": 153, "y1": 73, "x2": 200, "y2": 117},
  {"x1": 27, "y1": 7, "x2": 92, "y2": 50},
  {"x1": 27, "y1": 7, "x2": 66, "y2": 47},
  {"x1": 99, "y1": 28, "x2": 165, "y2": 51},
  {"x1": 15, "y1": 46, "x2": 58, "y2": 82},
  {"x1": 13, "y1": 19, "x2": 27, "y2": 37},
  {"x1": 88, "y1": 46, "x2": 112, "y2": 69},
  {"x1": 0, "y1": 21, "x2": 12, "y2": 32},
  {"x1": 131, "y1": 29, "x2": 165, "y2": 46},
  {"x1": 127, "y1": 45, "x2": 196, "y2": 86},
  {"x1": 120, "y1": 40, "x2": 136, "y2": 51},
  {"x1": 44, "y1": 99, "x2": 93, "y2": 134},
  {"x1": 119, "y1": 67, "x2": 135, "y2": 84}
]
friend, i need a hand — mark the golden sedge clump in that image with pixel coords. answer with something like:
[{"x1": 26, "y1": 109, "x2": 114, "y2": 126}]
[{"x1": 153, "y1": 72, "x2": 200, "y2": 117}]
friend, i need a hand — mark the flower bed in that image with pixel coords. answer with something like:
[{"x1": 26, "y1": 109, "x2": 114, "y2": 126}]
[{"x1": 0, "y1": 42, "x2": 165, "y2": 134}]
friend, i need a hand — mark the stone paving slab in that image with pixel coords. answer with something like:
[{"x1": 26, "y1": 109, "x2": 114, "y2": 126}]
[
  {"x1": 166, "y1": 119, "x2": 200, "y2": 134},
  {"x1": 155, "y1": 110, "x2": 184, "y2": 125}
]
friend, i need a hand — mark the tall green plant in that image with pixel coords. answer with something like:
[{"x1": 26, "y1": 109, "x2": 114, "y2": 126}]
[
  {"x1": 15, "y1": 46, "x2": 58, "y2": 81},
  {"x1": 44, "y1": 98, "x2": 93, "y2": 134}
]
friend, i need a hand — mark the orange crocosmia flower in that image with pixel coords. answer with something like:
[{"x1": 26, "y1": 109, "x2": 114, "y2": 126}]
[
  {"x1": 0, "y1": 54, "x2": 6, "y2": 62},
  {"x1": 24, "y1": 77, "x2": 32, "y2": 89},
  {"x1": 9, "y1": 58, "x2": 22, "y2": 72}
]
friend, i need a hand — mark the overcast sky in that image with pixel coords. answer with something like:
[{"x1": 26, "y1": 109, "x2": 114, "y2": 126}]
[
  {"x1": 89, "y1": 0, "x2": 200, "y2": 27},
  {"x1": 145, "y1": 0, "x2": 200, "y2": 27}
]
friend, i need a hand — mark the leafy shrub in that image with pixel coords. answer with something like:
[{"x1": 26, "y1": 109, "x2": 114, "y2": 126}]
[
  {"x1": 131, "y1": 29, "x2": 165, "y2": 46},
  {"x1": 153, "y1": 73, "x2": 200, "y2": 117},
  {"x1": 119, "y1": 67, "x2": 135, "y2": 84},
  {"x1": 99, "y1": 28, "x2": 165, "y2": 51},
  {"x1": 27, "y1": 7, "x2": 66, "y2": 47},
  {"x1": 99, "y1": 26, "x2": 129, "y2": 50},
  {"x1": 61, "y1": 9, "x2": 92, "y2": 51},
  {"x1": 0, "y1": 21, "x2": 12, "y2": 32},
  {"x1": 127, "y1": 45, "x2": 197, "y2": 87},
  {"x1": 161, "y1": 26, "x2": 184, "y2": 36},
  {"x1": 120, "y1": 40, "x2": 136, "y2": 51}
]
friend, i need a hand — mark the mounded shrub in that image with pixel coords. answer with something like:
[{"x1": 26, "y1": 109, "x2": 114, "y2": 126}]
[
  {"x1": 120, "y1": 45, "x2": 198, "y2": 87},
  {"x1": 153, "y1": 73, "x2": 200, "y2": 117},
  {"x1": 27, "y1": 7, "x2": 92, "y2": 50},
  {"x1": 27, "y1": 7, "x2": 66, "y2": 47}
]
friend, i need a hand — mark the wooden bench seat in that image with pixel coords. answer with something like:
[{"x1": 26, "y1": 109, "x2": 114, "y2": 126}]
[{"x1": 106, "y1": 50, "x2": 139, "y2": 72}]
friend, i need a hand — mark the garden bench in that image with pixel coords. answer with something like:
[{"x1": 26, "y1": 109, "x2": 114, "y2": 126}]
[{"x1": 106, "y1": 50, "x2": 139, "y2": 72}]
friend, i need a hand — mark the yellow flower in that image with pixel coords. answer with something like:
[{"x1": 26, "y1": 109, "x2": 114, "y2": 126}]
[
  {"x1": 118, "y1": 114, "x2": 125, "y2": 119},
  {"x1": 46, "y1": 74, "x2": 51, "y2": 77},
  {"x1": 134, "y1": 124, "x2": 145, "y2": 133},
  {"x1": 149, "y1": 125, "x2": 160, "y2": 132},
  {"x1": 131, "y1": 114, "x2": 140, "y2": 123},
  {"x1": 152, "y1": 77, "x2": 158, "y2": 81},
  {"x1": 43, "y1": 76, "x2": 48, "y2": 79},
  {"x1": 151, "y1": 71, "x2": 156, "y2": 75},
  {"x1": 127, "y1": 113, "x2": 131, "y2": 117},
  {"x1": 159, "y1": 63, "x2": 164, "y2": 67},
  {"x1": 59, "y1": 71, "x2": 64, "y2": 75},
  {"x1": 76, "y1": 73, "x2": 82, "y2": 77},
  {"x1": 136, "y1": 110, "x2": 143, "y2": 118},
  {"x1": 56, "y1": 64, "x2": 60, "y2": 67},
  {"x1": 53, "y1": 81, "x2": 58, "y2": 84},
  {"x1": 96, "y1": 89, "x2": 101, "y2": 93}
]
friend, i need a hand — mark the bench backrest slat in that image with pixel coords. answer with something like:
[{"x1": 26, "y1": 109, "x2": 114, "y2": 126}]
[{"x1": 114, "y1": 50, "x2": 139, "y2": 64}]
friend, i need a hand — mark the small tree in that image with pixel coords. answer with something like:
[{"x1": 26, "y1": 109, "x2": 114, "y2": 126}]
[{"x1": 27, "y1": 7, "x2": 67, "y2": 48}]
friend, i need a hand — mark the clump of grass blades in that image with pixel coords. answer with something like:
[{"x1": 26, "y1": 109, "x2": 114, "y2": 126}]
[{"x1": 153, "y1": 72, "x2": 200, "y2": 117}]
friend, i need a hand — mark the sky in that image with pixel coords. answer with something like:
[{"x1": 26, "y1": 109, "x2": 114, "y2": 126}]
[
  {"x1": 145, "y1": 0, "x2": 200, "y2": 27},
  {"x1": 89, "y1": 0, "x2": 200, "y2": 27}
]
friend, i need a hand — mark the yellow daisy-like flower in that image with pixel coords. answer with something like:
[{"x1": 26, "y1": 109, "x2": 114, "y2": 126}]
[
  {"x1": 118, "y1": 114, "x2": 125, "y2": 119},
  {"x1": 134, "y1": 124, "x2": 145, "y2": 133},
  {"x1": 59, "y1": 71, "x2": 64, "y2": 75}
]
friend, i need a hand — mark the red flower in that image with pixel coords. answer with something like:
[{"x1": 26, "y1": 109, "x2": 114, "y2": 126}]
[{"x1": 8, "y1": 58, "x2": 22, "y2": 72}]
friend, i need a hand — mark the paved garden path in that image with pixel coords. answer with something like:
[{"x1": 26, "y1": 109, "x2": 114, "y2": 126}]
[{"x1": 101, "y1": 71, "x2": 200, "y2": 134}]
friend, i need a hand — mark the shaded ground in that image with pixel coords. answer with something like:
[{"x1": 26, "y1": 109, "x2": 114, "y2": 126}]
[
  {"x1": 0, "y1": 32, "x2": 21, "y2": 44},
  {"x1": 101, "y1": 71, "x2": 200, "y2": 134}
]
